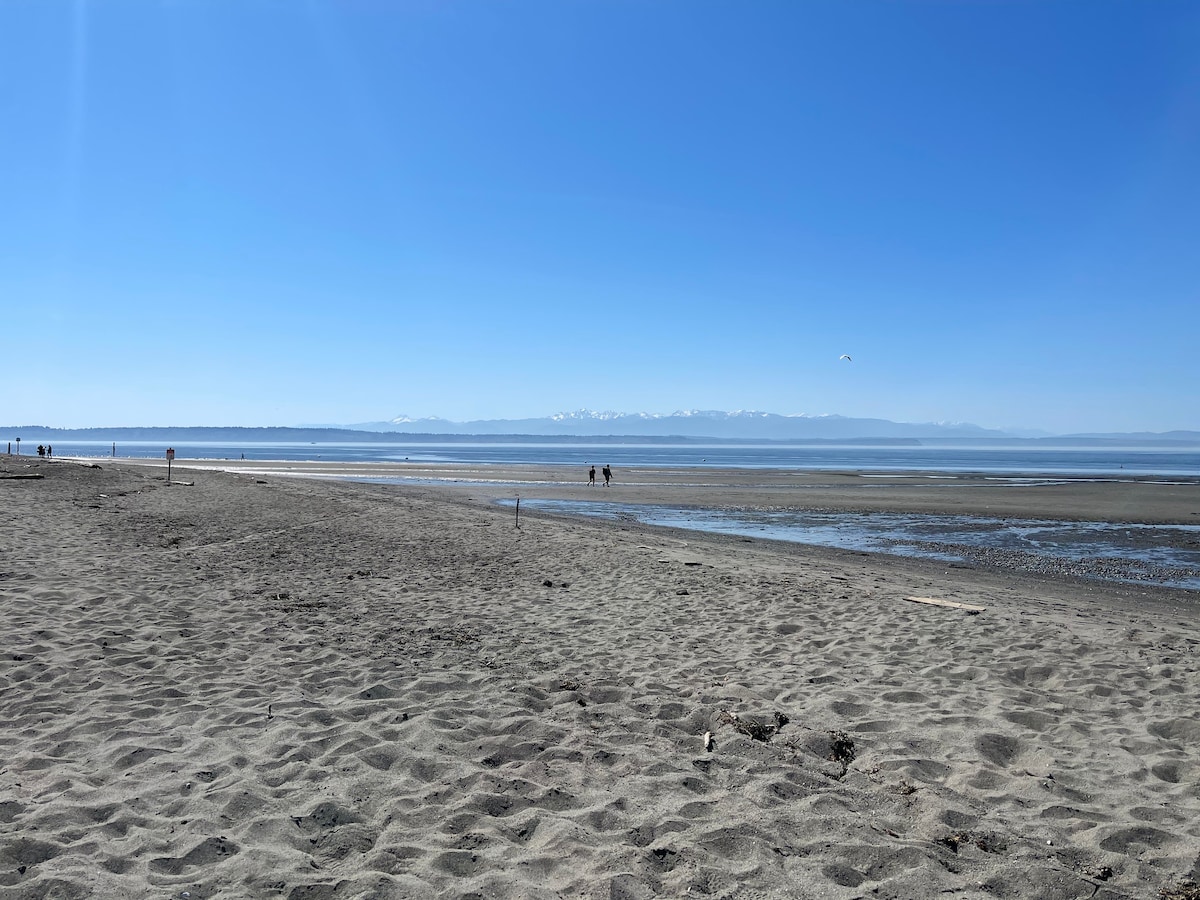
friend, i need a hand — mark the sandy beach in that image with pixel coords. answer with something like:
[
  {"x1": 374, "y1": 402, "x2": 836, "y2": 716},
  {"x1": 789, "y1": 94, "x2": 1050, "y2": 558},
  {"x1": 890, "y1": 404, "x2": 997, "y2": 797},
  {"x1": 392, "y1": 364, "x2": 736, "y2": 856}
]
[{"x1": 2, "y1": 455, "x2": 1199, "y2": 899}]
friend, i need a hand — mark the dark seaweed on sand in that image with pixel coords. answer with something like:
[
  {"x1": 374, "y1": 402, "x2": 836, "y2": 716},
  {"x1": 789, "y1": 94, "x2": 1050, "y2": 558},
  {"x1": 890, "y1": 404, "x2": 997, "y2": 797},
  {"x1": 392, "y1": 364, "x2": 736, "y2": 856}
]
[{"x1": 717, "y1": 709, "x2": 790, "y2": 742}]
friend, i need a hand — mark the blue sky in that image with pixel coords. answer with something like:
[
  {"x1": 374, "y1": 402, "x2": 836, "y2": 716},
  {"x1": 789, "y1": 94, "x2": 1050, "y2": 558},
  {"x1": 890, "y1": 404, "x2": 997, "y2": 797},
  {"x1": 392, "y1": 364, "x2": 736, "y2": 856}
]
[{"x1": 2, "y1": 1, "x2": 1197, "y2": 433}]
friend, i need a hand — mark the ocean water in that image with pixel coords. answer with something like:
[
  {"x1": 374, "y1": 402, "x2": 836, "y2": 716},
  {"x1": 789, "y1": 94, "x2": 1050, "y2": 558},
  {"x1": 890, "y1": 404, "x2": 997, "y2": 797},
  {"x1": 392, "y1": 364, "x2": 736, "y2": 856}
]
[{"x1": 30, "y1": 440, "x2": 1200, "y2": 478}]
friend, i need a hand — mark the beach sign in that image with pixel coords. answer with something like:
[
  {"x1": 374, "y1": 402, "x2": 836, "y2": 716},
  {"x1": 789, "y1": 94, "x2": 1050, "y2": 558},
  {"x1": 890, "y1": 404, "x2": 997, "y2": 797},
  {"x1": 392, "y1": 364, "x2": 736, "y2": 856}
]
[{"x1": 166, "y1": 447, "x2": 174, "y2": 483}]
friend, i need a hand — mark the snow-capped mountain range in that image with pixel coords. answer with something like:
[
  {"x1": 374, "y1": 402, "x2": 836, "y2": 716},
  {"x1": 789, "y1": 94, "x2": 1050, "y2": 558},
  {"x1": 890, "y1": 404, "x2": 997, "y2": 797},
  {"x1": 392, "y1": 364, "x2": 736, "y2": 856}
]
[{"x1": 346, "y1": 410, "x2": 1028, "y2": 440}]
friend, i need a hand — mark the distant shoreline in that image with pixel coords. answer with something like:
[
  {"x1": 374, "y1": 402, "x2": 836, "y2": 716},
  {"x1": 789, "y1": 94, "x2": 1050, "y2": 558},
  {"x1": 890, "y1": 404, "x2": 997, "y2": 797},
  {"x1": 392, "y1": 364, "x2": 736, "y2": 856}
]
[{"x1": 3, "y1": 425, "x2": 1199, "y2": 448}]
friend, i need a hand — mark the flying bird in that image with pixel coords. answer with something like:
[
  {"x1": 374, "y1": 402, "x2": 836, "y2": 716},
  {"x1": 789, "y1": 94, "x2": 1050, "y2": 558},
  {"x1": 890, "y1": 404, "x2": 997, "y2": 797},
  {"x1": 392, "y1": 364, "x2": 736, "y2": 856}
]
[{"x1": 839, "y1": 354, "x2": 852, "y2": 361}]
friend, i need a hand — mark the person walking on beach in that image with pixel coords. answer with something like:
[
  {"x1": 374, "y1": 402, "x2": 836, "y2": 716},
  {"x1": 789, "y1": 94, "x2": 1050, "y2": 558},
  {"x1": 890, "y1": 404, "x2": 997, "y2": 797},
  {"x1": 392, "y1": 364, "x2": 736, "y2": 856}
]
[
  {"x1": 602, "y1": 464, "x2": 612, "y2": 486},
  {"x1": 588, "y1": 465, "x2": 596, "y2": 486}
]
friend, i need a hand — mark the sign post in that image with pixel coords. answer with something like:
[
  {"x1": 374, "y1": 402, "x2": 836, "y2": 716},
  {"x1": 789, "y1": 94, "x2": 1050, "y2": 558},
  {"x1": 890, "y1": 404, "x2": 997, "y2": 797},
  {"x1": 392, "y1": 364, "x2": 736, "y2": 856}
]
[{"x1": 166, "y1": 447, "x2": 175, "y2": 483}]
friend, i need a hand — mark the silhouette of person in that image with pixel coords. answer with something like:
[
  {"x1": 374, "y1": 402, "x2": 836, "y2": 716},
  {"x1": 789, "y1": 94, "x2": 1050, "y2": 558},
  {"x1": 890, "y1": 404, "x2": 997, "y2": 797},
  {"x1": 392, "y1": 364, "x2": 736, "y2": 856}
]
[
  {"x1": 588, "y1": 466, "x2": 596, "y2": 486},
  {"x1": 37, "y1": 445, "x2": 45, "y2": 458},
  {"x1": 602, "y1": 464, "x2": 612, "y2": 486},
  {"x1": 47, "y1": 445, "x2": 52, "y2": 458}
]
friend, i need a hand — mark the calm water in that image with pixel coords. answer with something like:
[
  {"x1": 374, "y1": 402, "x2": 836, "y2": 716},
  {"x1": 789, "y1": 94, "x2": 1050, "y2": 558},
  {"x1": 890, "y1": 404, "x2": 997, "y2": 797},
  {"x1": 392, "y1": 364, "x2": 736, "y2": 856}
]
[
  {"x1": 502, "y1": 499, "x2": 1200, "y2": 591},
  {"x1": 34, "y1": 440, "x2": 1200, "y2": 478}
]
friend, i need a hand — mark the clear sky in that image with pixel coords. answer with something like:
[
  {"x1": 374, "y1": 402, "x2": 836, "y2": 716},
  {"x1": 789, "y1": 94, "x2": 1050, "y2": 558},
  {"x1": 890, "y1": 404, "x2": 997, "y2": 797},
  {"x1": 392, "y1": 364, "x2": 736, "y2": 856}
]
[{"x1": 2, "y1": 1, "x2": 1197, "y2": 434}]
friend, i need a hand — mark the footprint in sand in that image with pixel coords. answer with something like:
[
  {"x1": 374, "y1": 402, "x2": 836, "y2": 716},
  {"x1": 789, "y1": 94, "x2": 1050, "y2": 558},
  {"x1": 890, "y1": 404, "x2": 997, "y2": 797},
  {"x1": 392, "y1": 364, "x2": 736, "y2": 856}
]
[{"x1": 148, "y1": 836, "x2": 239, "y2": 874}]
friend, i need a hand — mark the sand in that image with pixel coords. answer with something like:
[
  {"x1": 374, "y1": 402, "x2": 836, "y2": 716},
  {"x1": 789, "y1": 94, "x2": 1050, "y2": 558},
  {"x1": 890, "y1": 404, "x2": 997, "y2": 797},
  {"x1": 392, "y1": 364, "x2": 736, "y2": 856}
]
[{"x1": 2, "y1": 454, "x2": 1199, "y2": 899}]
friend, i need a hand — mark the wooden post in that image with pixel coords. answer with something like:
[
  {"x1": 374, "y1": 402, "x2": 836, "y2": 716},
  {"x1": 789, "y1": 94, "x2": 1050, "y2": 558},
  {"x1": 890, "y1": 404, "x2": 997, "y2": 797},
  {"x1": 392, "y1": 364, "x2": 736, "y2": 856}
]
[
  {"x1": 166, "y1": 447, "x2": 175, "y2": 483},
  {"x1": 515, "y1": 496, "x2": 520, "y2": 529}
]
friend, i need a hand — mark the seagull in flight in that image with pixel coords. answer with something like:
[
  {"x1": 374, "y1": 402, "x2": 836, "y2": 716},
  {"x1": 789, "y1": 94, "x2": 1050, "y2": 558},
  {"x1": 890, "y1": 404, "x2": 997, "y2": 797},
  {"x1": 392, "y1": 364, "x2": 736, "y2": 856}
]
[{"x1": 839, "y1": 354, "x2": 852, "y2": 361}]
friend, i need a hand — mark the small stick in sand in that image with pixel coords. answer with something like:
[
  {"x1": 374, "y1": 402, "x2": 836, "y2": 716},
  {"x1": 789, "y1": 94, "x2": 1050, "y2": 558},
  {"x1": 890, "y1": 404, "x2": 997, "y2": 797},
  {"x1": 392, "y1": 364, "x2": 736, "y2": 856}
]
[{"x1": 904, "y1": 596, "x2": 986, "y2": 614}]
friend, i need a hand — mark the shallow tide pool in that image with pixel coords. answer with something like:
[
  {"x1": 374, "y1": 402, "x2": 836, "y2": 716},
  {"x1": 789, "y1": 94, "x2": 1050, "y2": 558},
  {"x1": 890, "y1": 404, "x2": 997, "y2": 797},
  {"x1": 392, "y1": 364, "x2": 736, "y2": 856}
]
[{"x1": 501, "y1": 499, "x2": 1200, "y2": 591}]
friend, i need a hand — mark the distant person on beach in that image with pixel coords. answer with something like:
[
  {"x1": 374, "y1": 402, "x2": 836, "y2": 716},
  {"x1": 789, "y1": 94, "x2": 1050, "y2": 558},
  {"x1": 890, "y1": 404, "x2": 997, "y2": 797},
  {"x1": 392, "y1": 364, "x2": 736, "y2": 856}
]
[
  {"x1": 588, "y1": 466, "x2": 596, "y2": 486},
  {"x1": 602, "y1": 465, "x2": 612, "y2": 486},
  {"x1": 37, "y1": 445, "x2": 45, "y2": 458},
  {"x1": 47, "y1": 445, "x2": 52, "y2": 458}
]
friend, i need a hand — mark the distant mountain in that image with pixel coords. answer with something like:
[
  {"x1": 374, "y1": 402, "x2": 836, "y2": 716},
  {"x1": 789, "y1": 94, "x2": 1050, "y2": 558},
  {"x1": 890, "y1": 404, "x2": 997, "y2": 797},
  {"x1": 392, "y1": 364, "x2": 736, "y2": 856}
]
[
  {"x1": 343, "y1": 409, "x2": 1012, "y2": 440},
  {"x1": 1064, "y1": 430, "x2": 1200, "y2": 442},
  {"x1": 4, "y1": 416, "x2": 1197, "y2": 445}
]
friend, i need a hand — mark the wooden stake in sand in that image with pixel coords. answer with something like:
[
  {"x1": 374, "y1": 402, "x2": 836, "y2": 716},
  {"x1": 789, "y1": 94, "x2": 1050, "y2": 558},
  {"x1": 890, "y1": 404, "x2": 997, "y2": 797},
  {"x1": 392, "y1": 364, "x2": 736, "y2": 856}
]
[
  {"x1": 904, "y1": 596, "x2": 986, "y2": 614},
  {"x1": 166, "y1": 447, "x2": 175, "y2": 484}
]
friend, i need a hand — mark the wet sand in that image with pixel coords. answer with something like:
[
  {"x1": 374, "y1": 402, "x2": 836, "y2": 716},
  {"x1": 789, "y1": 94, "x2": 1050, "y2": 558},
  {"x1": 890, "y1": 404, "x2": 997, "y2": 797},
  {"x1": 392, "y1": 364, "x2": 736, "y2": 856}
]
[
  {"x1": 2, "y1": 455, "x2": 1199, "y2": 898},
  {"x1": 108, "y1": 455, "x2": 1200, "y2": 523}
]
